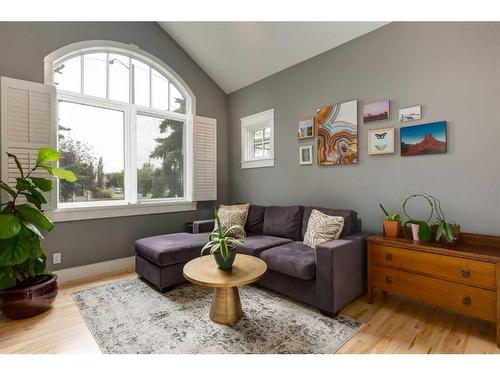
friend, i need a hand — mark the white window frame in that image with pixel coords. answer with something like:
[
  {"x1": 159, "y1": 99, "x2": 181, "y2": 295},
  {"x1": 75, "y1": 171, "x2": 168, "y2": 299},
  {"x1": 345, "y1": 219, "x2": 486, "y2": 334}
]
[
  {"x1": 44, "y1": 41, "x2": 197, "y2": 221},
  {"x1": 240, "y1": 109, "x2": 275, "y2": 169}
]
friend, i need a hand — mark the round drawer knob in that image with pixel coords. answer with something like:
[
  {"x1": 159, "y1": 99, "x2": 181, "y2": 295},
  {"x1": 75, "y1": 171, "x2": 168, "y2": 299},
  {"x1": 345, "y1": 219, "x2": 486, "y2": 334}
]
[
  {"x1": 461, "y1": 268, "x2": 471, "y2": 278},
  {"x1": 385, "y1": 253, "x2": 393, "y2": 261},
  {"x1": 385, "y1": 276, "x2": 392, "y2": 284},
  {"x1": 462, "y1": 296, "x2": 472, "y2": 306}
]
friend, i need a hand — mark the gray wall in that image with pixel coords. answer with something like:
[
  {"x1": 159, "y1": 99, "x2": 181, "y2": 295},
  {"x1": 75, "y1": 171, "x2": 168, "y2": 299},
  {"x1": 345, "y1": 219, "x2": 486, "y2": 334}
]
[
  {"x1": 228, "y1": 22, "x2": 500, "y2": 235},
  {"x1": 0, "y1": 22, "x2": 228, "y2": 269}
]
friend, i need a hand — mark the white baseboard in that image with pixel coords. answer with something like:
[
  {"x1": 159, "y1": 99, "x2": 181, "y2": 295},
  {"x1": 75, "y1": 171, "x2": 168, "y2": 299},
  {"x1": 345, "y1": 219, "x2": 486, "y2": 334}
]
[{"x1": 53, "y1": 256, "x2": 135, "y2": 283}]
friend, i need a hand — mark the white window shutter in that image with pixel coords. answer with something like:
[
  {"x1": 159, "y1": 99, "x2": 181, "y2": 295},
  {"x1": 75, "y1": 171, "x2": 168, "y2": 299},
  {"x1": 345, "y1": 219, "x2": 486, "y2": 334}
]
[
  {"x1": 193, "y1": 116, "x2": 217, "y2": 201},
  {"x1": 1, "y1": 77, "x2": 57, "y2": 209}
]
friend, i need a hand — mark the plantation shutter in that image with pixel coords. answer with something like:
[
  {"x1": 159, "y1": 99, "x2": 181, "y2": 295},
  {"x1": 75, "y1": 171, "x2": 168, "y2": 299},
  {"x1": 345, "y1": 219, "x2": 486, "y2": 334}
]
[
  {"x1": 193, "y1": 116, "x2": 217, "y2": 201},
  {"x1": 0, "y1": 77, "x2": 57, "y2": 209}
]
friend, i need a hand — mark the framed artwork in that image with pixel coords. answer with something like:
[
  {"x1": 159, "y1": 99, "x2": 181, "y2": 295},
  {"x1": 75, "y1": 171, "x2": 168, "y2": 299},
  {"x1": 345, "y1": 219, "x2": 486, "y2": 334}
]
[
  {"x1": 363, "y1": 100, "x2": 390, "y2": 123},
  {"x1": 368, "y1": 127, "x2": 395, "y2": 155},
  {"x1": 399, "y1": 105, "x2": 421, "y2": 122},
  {"x1": 400, "y1": 121, "x2": 447, "y2": 157},
  {"x1": 299, "y1": 145, "x2": 313, "y2": 165},
  {"x1": 316, "y1": 100, "x2": 358, "y2": 165},
  {"x1": 298, "y1": 116, "x2": 315, "y2": 139}
]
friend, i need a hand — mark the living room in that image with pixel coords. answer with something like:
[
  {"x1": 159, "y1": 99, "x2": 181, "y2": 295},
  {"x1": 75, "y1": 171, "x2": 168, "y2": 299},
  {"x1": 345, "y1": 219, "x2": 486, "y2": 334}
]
[{"x1": 1, "y1": 0, "x2": 500, "y2": 372}]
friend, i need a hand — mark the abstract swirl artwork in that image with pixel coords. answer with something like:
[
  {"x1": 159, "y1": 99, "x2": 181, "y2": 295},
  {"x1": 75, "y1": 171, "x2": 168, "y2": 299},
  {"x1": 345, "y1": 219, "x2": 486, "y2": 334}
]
[{"x1": 316, "y1": 100, "x2": 358, "y2": 165}]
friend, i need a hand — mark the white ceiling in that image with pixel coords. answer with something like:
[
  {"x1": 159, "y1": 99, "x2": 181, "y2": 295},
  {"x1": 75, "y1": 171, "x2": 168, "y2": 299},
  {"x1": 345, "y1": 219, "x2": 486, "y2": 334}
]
[{"x1": 158, "y1": 22, "x2": 388, "y2": 94}]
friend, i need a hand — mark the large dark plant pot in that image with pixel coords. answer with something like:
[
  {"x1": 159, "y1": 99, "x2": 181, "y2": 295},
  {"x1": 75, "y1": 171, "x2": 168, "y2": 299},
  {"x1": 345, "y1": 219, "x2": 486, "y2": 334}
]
[
  {"x1": 0, "y1": 274, "x2": 58, "y2": 319},
  {"x1": 213, "y1": 250, "x2": 236, "y2": 270}
]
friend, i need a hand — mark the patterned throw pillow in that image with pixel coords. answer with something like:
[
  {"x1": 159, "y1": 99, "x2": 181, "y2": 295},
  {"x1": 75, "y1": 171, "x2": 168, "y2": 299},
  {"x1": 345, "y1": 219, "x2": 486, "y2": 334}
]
[
  {"x1": 303, "y1": 209, "x2": 344, "y2": 249},
  {"x1": 213, "y1": 203, "x2": 250, "y2": 239}
]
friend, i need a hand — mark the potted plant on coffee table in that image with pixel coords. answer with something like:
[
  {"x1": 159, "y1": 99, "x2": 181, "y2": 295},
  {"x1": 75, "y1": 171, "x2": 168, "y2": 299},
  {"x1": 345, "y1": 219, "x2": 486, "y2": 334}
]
[
  {"x1": 201, "y1": 208, "x2": 244, "y2": 270},
  {"x1": 0, "y1": 147, "x2": 76, "y2": 319},
  {"x1": 379, "y1": 203, "x2": 401, "y2": 238}
]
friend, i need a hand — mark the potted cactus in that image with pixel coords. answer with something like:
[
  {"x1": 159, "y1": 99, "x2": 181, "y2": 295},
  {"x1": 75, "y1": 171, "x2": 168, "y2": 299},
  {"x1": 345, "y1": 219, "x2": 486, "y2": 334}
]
[
  {"x1": 0, "y1": 147, "x2": 76, "y2": 319},
  {"x1": 379, "y1": 203, "x2": 401, "y2": 238}
]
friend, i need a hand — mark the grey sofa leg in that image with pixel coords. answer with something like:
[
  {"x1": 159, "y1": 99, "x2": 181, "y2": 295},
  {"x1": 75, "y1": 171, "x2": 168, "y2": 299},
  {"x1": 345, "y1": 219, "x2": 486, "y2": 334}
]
[{"x1": 320, "y1": 310, "x2": 339, "y2": 318}]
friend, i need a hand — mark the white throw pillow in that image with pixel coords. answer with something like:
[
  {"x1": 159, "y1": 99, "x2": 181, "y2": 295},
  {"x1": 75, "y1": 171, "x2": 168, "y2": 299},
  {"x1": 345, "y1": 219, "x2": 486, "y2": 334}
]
[{"x1": 303, "y1": 209, "x2": 344, "y2": 249}]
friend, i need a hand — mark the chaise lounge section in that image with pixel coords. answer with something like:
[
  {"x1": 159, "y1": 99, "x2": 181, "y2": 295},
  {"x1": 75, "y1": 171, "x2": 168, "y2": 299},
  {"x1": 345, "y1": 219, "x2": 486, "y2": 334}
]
[{"x1": 135, "y1": 204, "x2": 369, "y2": 316}]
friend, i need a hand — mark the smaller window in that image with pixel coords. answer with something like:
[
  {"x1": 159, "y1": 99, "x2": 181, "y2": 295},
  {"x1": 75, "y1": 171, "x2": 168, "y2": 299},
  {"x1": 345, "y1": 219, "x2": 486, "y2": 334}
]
[{"x1": 241, "y1": 109, "x2": 275, "y2": 169}]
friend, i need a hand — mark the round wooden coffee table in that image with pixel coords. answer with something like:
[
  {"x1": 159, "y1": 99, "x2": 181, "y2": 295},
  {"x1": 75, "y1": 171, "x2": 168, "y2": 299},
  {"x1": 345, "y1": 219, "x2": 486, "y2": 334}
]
[{"x1": 183, "y1": 254, "x2": 267, "y2": 324}]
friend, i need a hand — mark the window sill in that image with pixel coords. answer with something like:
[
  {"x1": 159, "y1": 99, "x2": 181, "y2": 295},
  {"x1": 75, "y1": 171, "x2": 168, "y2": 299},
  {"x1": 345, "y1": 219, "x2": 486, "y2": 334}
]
[
  {"x1": 48, "y1": 200, "x2": 197, "y2": 222},
  {"x1": 241, "y1": 158, "x2": 275, "y2": 169}
]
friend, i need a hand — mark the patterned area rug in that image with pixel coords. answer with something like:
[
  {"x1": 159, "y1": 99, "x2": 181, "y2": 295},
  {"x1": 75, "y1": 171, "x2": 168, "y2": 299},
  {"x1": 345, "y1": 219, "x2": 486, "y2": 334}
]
[{"x1": 72, "y1": 278, "x2": 361, "y2": 354}]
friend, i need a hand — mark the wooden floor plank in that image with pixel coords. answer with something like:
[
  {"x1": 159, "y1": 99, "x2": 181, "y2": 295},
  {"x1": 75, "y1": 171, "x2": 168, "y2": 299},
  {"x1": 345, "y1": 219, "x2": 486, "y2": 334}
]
[{"x1": 1, "y1": 270, "x2": 498, "y2": 354}]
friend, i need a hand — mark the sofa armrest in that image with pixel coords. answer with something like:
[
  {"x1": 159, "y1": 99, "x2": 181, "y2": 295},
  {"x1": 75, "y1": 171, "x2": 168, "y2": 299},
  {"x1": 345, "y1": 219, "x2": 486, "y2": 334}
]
[
  {"x1": 315, "y1": 233, "x2": 370, "y2": 314},
  {"x1": 192, "y1": 219, "x2": 215, "y2": 234}
]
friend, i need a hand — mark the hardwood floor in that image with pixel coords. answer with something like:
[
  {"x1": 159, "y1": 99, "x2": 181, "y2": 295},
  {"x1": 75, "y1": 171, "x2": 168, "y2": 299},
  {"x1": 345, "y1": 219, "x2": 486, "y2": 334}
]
[{"x1": 1, "y1": 269, "x2": 499, "y2": 354}]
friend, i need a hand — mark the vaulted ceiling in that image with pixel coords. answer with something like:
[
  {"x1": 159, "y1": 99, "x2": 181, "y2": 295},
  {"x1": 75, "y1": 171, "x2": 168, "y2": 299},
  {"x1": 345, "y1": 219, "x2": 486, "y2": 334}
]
[{"x1": 158, "y1": 22, "x2": 388, "y2": 94}]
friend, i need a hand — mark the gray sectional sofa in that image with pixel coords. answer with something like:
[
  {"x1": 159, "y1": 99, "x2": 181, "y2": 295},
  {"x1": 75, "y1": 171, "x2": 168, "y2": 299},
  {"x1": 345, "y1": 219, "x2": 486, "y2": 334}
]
[{"x1": 135, "y1": 204, "x2": 369, "y2": 317}]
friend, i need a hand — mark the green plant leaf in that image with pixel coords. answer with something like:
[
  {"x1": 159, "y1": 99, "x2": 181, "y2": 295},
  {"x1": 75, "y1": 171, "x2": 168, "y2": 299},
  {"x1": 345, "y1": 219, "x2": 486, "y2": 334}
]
[
  {"x1": 33, "y1": 253, "x2": 47, "y2": 275},
  {"x1": 214, "y1": 207, "x2": 223, "y2": 238},
  {"x1": 418, "y1": 222, "x2": 432, "y2": 242},
  {"x1": 44, "y1": 166, "x2": 77, "y2": 182},
  {"x1": 15, "y1": 177, "x2": 32, "y2": 191},
  {"x1": 36, "y1": 147, "x2": 60, "y2": 165},
  {"x1": 6, "y1": 152, "x2": 24, "y2": 178},
  {"x1": 0, "y1": 215, "x2": 21, "y2": 239},
  {"x1": 0, "y1": 235, "x2": 32, "y2": 266},
  {"x1": 30, "y1": 177, "x2": 52, "y2": 192},
  {"x1": 22, "y1": 222, "x2": 44, "y2": 239},
  {"x1": 16, "y1": 204, "x2": 54, "y2": 231},
  {"x1": 445, "y1": 223, "x2": 455, "y2": 242},
  {"x1": 436, "y1": 222, "x2": 444, "y2": 241},
  {"x1": 0, "y1": 181, "x2": 16, "y2": 198},
  {"x1": 0, "y1": 267, "x2": 16, "y2": 290},
  {"x1": 21, "y1": 192, "x2": 43, "y2": 209}
]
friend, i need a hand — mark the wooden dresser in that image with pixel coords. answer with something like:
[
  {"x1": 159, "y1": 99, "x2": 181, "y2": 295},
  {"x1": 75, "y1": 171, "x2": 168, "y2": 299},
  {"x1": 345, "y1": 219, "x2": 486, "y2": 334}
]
[{"x1": 367, "y1": 234, "x2": 500, "y2": 347}]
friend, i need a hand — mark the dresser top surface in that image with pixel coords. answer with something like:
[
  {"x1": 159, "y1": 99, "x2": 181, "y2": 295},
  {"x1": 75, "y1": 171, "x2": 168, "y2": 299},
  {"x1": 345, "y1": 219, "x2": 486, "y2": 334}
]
[{"x1": 368, "y1": 234, "x2": 500, "y2": 262}]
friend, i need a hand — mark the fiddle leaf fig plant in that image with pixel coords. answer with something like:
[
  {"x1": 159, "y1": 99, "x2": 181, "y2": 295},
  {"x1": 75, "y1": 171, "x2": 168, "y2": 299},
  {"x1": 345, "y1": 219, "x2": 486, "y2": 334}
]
[{"x1": 0, "y1": 147, "x2": 76, "y2": 290}]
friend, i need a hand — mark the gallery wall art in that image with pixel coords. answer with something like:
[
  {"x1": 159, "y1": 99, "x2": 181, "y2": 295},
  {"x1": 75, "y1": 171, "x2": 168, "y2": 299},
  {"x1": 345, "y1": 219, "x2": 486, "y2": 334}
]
[
  {"x1": 368, "y1": 127, "x2": 395, "y2": 155},
  {"x1": 363, "y1": 100, "x2": 390, "y2": 123},
  {"x1": 400, "y1": 121, "x2": 447, "y2": 157},
  {"x1": 298, "y1": 116, "x2": 315, "y2": 139},
  {"x1": 399, "y1": 105, "x2": 422, "y2": 122},
  {"x1": 299, "y1": 145, "x2": 313, "y2": 165},
  {"x1": 316, "y1": 100, "x2": 358, "y2": 165}
]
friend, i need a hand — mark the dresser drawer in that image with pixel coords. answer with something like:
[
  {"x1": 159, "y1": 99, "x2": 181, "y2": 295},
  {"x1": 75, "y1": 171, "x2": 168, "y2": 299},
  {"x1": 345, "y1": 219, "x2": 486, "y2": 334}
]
[
  {"x1": 370, "y1": 243, "x2": 496, "y2": 289},
  {"x1": 371, "y1": 265, "x2": 496, "y2": 321}
]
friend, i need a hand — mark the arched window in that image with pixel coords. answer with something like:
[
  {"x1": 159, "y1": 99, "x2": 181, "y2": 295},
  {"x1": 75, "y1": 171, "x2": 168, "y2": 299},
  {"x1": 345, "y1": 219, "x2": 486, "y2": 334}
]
[{"x1": 44, "y1": 41, "x2": 195, "y2": 213}]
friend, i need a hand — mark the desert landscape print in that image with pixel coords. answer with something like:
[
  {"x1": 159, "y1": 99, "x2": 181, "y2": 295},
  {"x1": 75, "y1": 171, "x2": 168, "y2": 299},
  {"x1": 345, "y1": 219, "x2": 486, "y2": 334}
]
[
  {"x1": 400, "y1": 121, "x2": 447, "y2": 156},
  {"x1": 363, "y1": 100, "x2": 389, "y2": 123}
]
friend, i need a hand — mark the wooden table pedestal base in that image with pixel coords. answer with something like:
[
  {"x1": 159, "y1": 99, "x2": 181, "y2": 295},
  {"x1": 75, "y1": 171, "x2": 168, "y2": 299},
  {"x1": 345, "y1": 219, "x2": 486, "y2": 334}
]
[{"x1": 209, "y1": 286, "x2": 243, "y2": 324}]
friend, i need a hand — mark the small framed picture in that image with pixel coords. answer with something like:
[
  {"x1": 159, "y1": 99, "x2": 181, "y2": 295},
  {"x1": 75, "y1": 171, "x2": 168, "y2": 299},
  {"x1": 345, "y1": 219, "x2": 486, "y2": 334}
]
[
  {"x1": 299, "y1": 145, "x2": 313, "y2": 165},
  {"x1": 399, "y1": 105, "x2": 422, "y2": 122},
  {"x1": 368, "y1": 127, "x2": 395, "y2": 155},
  {"x1": 298, "y1": 116, "x2": 315, "y2": 140},
  {"x1": 363, "y1": 100, "x2": 390, "y2": 123}
]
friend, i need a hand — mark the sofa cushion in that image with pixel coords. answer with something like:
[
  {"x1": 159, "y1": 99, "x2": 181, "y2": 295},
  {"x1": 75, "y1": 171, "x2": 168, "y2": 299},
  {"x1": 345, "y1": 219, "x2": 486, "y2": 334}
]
[
  {"x1": 260, "y1": 241, "x2": 316, "y2": 280},
  {"x1": 301, "y1": 206, "x2": 357, "y2": 239},
  {"x1": 303, "y1": 209, "x2": 344, "y2": 249},
  {"x1": 237, "y1": 235, "x2": 292, "y2": 256},
  {"x1": 214, "y1": 203, "x2": 249, "y2": 238},
  {"x1": 263, "y1": 205, "x2": 303, "y2": 241},
  {"x1": 245, "y1": 204, "x2": 266, "y2": 235},
  {"x1": 135, "y1": 233, "x2": 208, "y2": 266}
]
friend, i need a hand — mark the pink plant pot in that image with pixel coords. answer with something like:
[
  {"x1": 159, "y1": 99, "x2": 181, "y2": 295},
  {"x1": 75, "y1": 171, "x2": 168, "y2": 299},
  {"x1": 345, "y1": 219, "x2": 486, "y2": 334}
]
[{"x1": 411, "y1": 223, "x2": 420, "y2": 241}]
